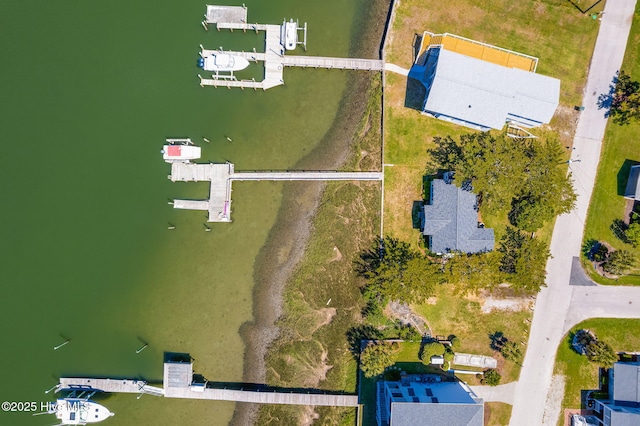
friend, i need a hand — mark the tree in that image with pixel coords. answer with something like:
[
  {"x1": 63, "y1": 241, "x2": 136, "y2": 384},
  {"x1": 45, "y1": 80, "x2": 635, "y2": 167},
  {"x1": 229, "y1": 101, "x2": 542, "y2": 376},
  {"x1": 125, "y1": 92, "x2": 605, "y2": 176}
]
[
  {"x1": 497, "y1": 228, "x2": 551, "y2": 293},
  {"x1": 428, "y1": 133, "x2": 576, "y2": 221},
  {"x1": 625, "y1": 222, "x2": 640, "y2": 247},
  {"x1": 444, "y1": 251, "x2": 503, "y2": 295},
  {"x1": 586, "y1": 340, "x2": 618, "y2": 368},
  {"x1": 362, "y1": 237, "x2": 442, "y2": 306},
  {"x1": 509, "y1": 139, "x2": 576, "y2": 231},
  {"x1": 443, "y1": 347, "x2": 455, "y2": 363},
  {"x1": 501, "y1": 341, "x2": 523, "y2": 364},
  {"x1": 428, "y1": 133, "x2": 528, "y2": 213},
  {"x1": 610, "y1": 70, "x2": 640, "y2": 125},
  {"x1": 359, "y1": 342, "x2": 398, "y2": 378},
  {"x1": 482, "y1": 369, "x2": 502, "y2": 386},
  {"x1": 602, "y1": 250, "x2": 637, "y2": 275},
  {"x1": 448, "y1": 335, "x2": 461, "y2": 349}
]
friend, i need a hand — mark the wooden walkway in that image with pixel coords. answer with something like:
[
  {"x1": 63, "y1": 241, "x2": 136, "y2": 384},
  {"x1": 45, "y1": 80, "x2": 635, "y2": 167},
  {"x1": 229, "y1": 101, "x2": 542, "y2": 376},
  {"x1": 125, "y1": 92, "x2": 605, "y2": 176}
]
[
  {"x1": 199, "y1": 8, "x2": 383, "y2": 90},
  {"x1": 169, "y1": 163, "x2": 381, "y2": 222},
  {"x1": 58, "y1": 378, "x2": 165, "y2": 396},
  {"x1": 164, "y1": 386, "x2": 359, "y2": 406},
  {"x1": 58, "y1": 361, "x2": 359, "y2": 407}
]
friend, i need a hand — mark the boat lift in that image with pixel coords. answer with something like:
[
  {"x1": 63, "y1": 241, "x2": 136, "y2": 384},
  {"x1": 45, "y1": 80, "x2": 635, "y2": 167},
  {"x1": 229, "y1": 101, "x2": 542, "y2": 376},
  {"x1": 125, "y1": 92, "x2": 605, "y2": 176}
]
[{"x1": 281, "y1": 19, "x2": 307, "y2": 51}]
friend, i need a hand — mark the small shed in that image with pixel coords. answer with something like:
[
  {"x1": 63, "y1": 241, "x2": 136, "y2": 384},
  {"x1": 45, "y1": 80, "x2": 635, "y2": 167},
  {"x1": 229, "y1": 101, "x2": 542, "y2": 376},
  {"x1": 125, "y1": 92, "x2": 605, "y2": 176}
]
[{"x1": 430, "y1": 355, "x2": 445, "y2": 365}]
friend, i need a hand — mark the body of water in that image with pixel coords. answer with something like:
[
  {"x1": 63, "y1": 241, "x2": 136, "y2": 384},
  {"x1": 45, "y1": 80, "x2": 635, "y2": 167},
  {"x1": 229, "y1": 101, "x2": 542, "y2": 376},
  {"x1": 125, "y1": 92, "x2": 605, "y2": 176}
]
[{"x1": 0, "y1": 1, "x2": 376, "y2": 424}]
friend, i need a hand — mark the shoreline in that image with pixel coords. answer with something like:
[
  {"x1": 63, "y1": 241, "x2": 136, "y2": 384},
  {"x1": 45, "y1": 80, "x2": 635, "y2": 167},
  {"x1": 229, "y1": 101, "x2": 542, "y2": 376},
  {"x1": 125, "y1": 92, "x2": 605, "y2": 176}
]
[{"x1": 231, "y1": 1, "x2": 391, "y2": 424}]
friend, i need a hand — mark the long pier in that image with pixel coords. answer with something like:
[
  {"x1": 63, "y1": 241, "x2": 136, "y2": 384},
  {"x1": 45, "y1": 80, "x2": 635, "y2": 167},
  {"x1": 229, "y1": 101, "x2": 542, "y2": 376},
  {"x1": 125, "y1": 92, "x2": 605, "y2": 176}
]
[
  {"x1": 169, "y1": 162, "x2": 382, "y2": 222},
  {"x1": 57, "y1": 360, "x2": 359, "y2": 408},
  {"x1": 198, "y1": 6, "x2": 383, "y2": 90}
]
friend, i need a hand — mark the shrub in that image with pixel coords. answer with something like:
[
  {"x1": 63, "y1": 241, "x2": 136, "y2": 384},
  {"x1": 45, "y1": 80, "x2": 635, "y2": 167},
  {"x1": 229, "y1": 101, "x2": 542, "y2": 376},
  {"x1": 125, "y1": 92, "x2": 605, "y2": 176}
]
[{"x1": 482, "y1": 369, "x2": 502, "y2": 386}]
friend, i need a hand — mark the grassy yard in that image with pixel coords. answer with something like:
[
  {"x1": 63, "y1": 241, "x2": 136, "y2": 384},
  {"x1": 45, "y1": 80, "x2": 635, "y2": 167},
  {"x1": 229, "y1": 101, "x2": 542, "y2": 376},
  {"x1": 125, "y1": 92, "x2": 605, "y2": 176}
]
[
  {"x1": 554, "y1": 318, "x2": 640, "y2": 425},
  {"x1": 412, "y1": 285, "x2": 531, "y2": 384},
  {"x1": 582, "y1": 10, "x2": 640, "y2": 285},
  {"x1": 383, "y1": 0, "x2": 602, "y2": 247}
]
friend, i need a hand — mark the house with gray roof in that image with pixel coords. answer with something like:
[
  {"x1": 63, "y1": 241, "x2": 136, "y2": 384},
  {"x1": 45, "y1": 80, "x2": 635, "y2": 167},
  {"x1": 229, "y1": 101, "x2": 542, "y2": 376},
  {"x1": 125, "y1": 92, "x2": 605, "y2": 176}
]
[
  {"x1": 593, "y1": 361, "x2": 640, "y2": 425},
  {"x1": 422, "y1": 179, "x2": 494, "y2": 254},
  {"x1": 376, "y1": 375, "x2": 484, "y2": 426},
  {"x1": 408, "y1": 39, "x2": 560, "y2": 131},
  {"x1": 624, "y1": 165, "x2": 640, "y2": 201}
]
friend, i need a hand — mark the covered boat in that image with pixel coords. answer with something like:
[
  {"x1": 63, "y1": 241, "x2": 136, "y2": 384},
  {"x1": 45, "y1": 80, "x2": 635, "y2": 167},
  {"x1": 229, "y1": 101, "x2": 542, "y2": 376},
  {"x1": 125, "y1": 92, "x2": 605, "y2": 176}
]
[
  {"x1": 162, "y1": 139, "x2": 201, "y2": 163},
  {"x1": 197, "y1": 52, "x2": 250, "y2": 72},
  {"x1": 282, "y1": 19, "x2": 297, "y2": 50}
]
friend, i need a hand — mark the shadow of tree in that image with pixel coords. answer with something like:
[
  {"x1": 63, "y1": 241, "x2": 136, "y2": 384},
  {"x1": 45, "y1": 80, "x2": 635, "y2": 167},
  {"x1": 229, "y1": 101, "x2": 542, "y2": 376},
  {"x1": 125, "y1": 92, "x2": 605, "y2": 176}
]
[
  {"x1": 489, "y1": 331, "x2": 508, "y2": 351},
  {"x1": 583, "y1": 239, "x2": 599, "y2": 260},
  {"x1": 412, "y1": 201, "x2": 424, "y2": 230},
  {"x1": 610, "y1": 218, "x2": 630, "y2": 244},
  {"x1": 346, "y1": 325, "x2": 383, "y2": 359},
  {"x1": 596, "y1": 73, "x2": 618, "y2": 118}
]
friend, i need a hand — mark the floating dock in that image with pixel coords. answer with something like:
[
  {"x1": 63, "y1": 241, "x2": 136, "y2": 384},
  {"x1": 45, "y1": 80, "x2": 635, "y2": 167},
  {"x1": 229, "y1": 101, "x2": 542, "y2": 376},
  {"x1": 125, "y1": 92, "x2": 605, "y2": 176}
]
[
  {"x1": 198, "y1": 6, "x2": 384, "y2": 90},
  {"x1": 58, "y1": 359, "x2": 359, "y2": 407},
  {"x1": 169, "y1": 162, "x2": 382, "y2": 222}
]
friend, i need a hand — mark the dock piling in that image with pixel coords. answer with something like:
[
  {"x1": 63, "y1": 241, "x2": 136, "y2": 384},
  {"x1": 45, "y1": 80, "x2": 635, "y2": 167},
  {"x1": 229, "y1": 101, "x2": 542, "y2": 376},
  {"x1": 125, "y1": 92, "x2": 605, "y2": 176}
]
[
  {"x1": 168, "y1": 224, "x2": 176, "y2": 230},
  {"x1": 136, "y1": 343, "x2": 149, "y2": 354},
  {"x1": 53, "y1": 339, "x2": 70, "y2": 351}
]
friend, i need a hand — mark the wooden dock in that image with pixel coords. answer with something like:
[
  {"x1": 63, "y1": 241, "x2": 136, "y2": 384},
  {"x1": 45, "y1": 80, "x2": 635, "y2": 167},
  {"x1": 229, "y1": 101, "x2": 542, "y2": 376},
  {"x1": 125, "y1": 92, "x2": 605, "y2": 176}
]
[
  {"x1": 198, "y1": 7, "x2": 383, "y2": 90},
  {"x1": 58, "y1": 378, "x2": 165, "y2": 396},
  {"x1": 169, "y1": 162, "x2": 381, "y2": 222},
  {"x1": 204, "y1": 5, "x2": 247, "y2": 25},
  {"x1": 57, "y1": 361, "x2": 358, "y2": 408},
  {"x1": 170, "y1": 163, "x2": 382, "y2": 222}
]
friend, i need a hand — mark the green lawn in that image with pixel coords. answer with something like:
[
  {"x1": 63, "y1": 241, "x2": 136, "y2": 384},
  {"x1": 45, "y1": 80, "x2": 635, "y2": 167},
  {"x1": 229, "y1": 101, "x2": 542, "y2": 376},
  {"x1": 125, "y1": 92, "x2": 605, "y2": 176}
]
[
  {"x1": 582, "y1": 10, "x2": 640, "y2": 285},
  {"x1": 383, "y1": 0, "x2": 602, "y2": 246},
  {"x1": 412, "y1": 285, "x2": 530, "y2": 384},
  {"x1": 554, "y1": 318, "x2": 640, "y2": 425}
]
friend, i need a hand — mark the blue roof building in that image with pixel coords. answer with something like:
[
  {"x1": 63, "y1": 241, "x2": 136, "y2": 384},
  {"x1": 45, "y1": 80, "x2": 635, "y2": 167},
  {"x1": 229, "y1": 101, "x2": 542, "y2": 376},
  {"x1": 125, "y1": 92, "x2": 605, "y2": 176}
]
[
  {"x1": 422, "y1": 179, "x2": 494, "y2": 254},
  {"x1": 376, "y1": 375, "x2": 484, "y2": 426}
]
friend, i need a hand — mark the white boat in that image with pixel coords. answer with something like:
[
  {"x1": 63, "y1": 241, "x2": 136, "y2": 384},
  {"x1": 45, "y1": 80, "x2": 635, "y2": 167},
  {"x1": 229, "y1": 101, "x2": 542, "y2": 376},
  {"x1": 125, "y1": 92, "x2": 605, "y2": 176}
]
[
  {"x1": 197, "y1": 52, "x2": 250, "y2": 72},
  {"x1": 49, "y1": 398, "x2": 114, "y2": 425},
  {"x1": 282, "y1": 19, "x2": 298, "y2": 51},
  {"x1": 161, "y1": 139, "x2": 201, "y2": 163}
]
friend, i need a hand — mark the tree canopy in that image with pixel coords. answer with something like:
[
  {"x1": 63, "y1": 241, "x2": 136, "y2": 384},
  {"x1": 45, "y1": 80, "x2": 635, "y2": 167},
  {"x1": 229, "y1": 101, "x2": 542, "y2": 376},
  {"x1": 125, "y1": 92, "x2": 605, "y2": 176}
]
[
  {"x1": 602, "y1": 250, "x2": 637, "y2": 275},
  {"x1": 427, "y1": 132, "x2": 576, "y2": 230},
  {"x1": 359, "y1": 341, "x2": 399, "y2": 378},
  {"x1": 586, "y1": 340, "x2": 618, "y2": 368},
  {"x1": 610, "y1": 70, "x2": 640, "y2": 125},
  {"x1": 361, "y1": 236, "x2": 442, "y2": 306},
  {"x1": 497, "y1": 227, "x2": 551, "y2": 293}
]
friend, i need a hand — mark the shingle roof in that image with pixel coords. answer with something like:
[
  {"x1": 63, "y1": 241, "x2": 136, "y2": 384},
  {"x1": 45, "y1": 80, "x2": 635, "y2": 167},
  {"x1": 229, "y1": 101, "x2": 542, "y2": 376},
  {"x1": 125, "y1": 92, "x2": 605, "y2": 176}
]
[
  {"x1": 390, "y1": 402, "x2": 484, "y2": 426},
  {"x1": 613, "y1": 362, "x2": 640, "y2": 404},
  {"x1": 408, "y1": 47, "x2": 560, "y2": 131},
  {"x1": 423, "y1": 179, "x2": 494, "y2": 254},
  {"x1": 624, "y1": 165, "x2": 640, "y2": 201}
]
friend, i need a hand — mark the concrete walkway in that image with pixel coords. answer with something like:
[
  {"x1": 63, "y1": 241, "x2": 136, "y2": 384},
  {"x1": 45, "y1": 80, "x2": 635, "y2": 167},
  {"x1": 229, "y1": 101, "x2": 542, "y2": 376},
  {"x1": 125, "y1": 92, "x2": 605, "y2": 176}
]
[
  {"x1": 384, "y1": 63, "x2": 409, "y2": 76},
  {"x1": 470, "y1": 382, "x2": 517, "y2": 405},
  {"x1": 509, "y1": 1, "x2": 638, "y2": 425}
]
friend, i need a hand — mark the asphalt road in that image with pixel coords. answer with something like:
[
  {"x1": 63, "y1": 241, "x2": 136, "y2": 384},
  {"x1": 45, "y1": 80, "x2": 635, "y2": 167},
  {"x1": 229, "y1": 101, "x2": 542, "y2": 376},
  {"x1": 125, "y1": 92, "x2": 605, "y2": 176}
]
[{"x1": 509, "y1": 2, "x2": 639, "y2": 425}]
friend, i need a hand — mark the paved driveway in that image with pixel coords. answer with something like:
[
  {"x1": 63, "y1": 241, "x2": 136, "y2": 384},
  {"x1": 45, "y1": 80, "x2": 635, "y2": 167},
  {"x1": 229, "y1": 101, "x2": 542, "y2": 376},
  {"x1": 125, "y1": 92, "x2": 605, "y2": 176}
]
[{"x1": 509, "y1": 1, "x2": 638, "y2": 425}]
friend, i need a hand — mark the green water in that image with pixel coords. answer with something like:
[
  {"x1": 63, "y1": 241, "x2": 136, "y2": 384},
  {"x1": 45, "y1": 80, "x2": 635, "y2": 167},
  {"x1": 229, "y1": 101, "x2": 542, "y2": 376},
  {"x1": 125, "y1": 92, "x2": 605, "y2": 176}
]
[{"x1": 0, "y1": 1, "x2": 374, "y2": 424}]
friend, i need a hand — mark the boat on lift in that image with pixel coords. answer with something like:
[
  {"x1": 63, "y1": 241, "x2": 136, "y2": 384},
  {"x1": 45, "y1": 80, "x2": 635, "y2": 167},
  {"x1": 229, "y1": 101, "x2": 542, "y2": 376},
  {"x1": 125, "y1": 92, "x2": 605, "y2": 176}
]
[
  {"x1": 282, "y1": 19, "x2": 298, "y2": 50},
  {"x1": 161, "y1": 138, "x2": 201, "y2": 163},
  {"x1": 197, "y1": 51, "x2": 250, "y2": 72},
  {"x1": 48, "y1": 398, "x2": 114, "y2": 425}
]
